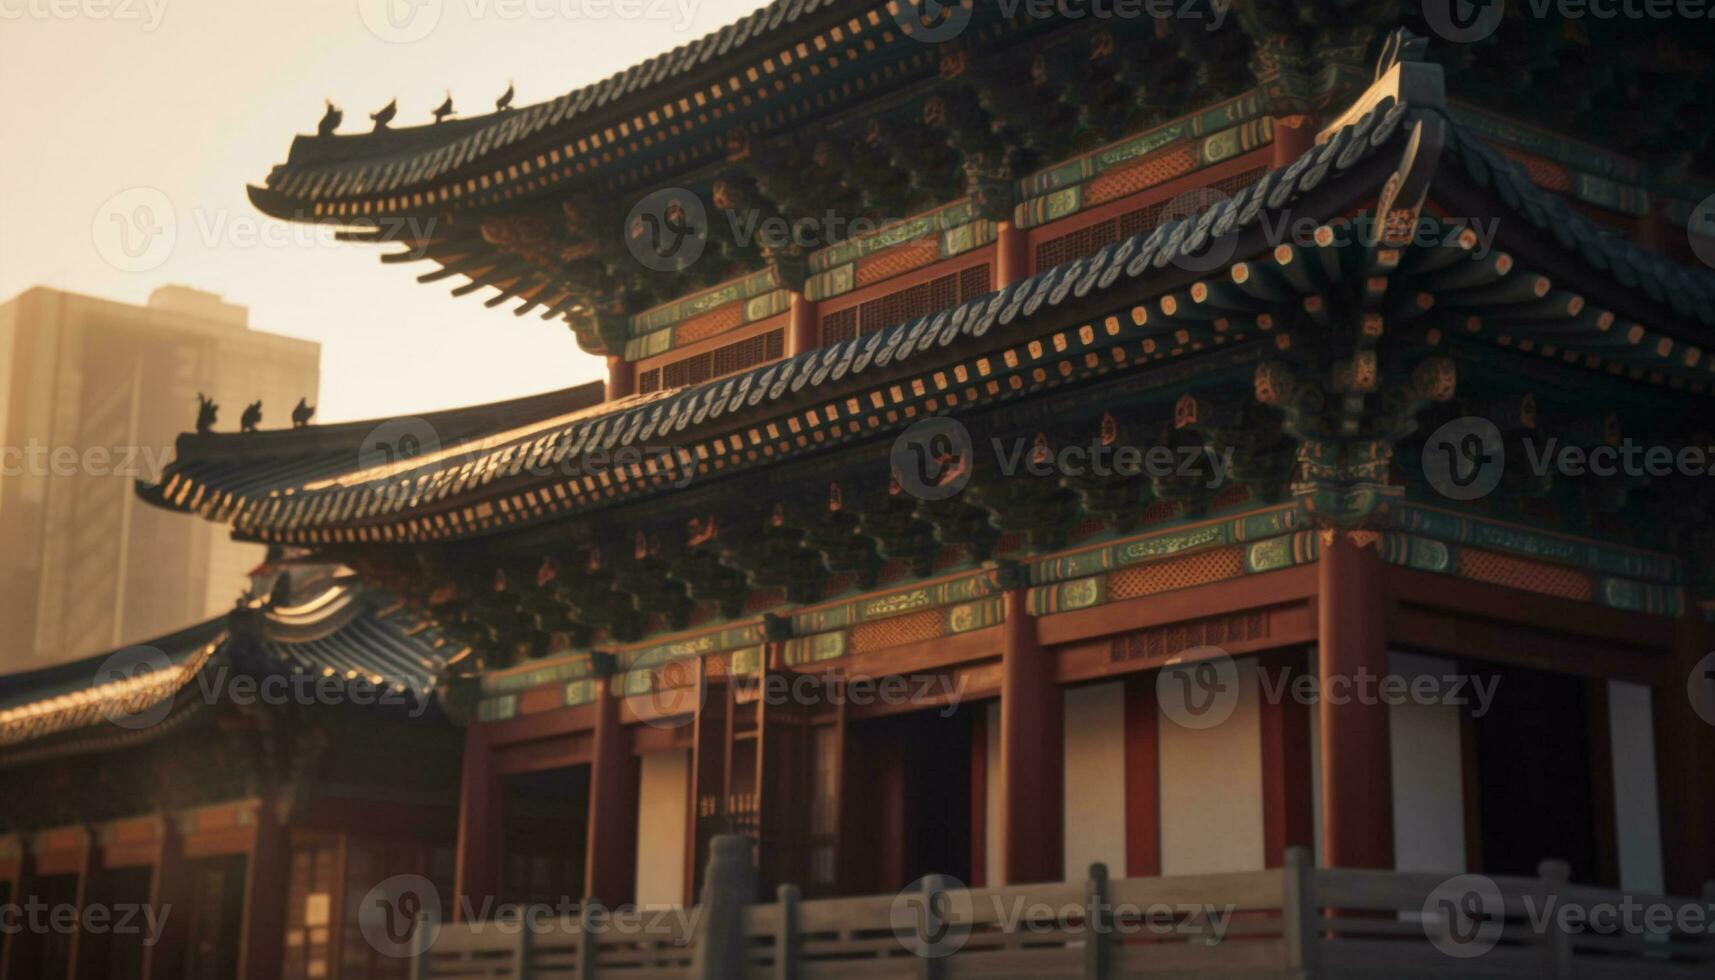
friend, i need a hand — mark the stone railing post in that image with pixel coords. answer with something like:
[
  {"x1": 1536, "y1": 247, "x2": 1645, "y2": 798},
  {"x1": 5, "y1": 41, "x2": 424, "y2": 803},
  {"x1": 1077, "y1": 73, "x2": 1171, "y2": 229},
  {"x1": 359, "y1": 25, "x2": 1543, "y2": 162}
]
[
  {"x1": 773, "y1": 884, "x2": 800, "y2": 980},
  {"x1": 693, "y1": 835, "x2": 757, "y2": 980},
  {"x1": 1538, "y1": 859, "x2": 1572, "y2": 979},
  {"x1": 917, "y1": 874, "x2": 952, "y2": 980},
  {"x1": 1084, "y1": 863, "x2": 1110, "y2": 980},
  {"x1": 577, "y1": 901, "x2": 603, "y2": 980},
  {"x1": 1282, "y1": 846, "x2": 1319, "y2": 972}
]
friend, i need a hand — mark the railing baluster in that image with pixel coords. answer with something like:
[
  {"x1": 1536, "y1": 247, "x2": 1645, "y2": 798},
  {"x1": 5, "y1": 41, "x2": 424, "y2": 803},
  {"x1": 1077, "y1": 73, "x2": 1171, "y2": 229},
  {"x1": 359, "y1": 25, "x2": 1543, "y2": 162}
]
[
  {"x1": 577, "y1": 901, "x2": 601, "y2": 980},
  {"x1": 774, "y1": 884, "x2": 800, "y2": 980},
  {"x1": 1084, "y1": 863, "x2": 1110, "y2": 980},
  {"x1": 918, "y1": 874, "x2": 950, "y2": 980},
  {"x1": 515, "y1": 907, "x2": 536, "y2": 980},
  {"x1": 1538, "y1": 859, "x2": 1572, "y2": 979},
  {"x1": 1282, "y1": 846, "x2": 1319, "y2": 973},
  {"x1": 409, "y1": 911, "x2": 433, "y2": 980}
]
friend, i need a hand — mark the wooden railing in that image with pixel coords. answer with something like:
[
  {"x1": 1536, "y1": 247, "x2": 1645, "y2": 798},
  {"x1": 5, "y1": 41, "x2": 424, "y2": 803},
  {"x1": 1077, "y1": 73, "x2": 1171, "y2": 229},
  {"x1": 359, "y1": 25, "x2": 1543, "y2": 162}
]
[{"x1": 412, "y1": 841, "x2": 1714, "y2": 979}]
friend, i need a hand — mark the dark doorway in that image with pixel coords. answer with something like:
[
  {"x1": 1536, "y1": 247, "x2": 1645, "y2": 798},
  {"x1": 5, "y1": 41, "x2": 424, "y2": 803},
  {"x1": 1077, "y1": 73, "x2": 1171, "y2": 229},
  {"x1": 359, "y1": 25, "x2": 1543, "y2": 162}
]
[
  {"x1": 844, "y1": 704, "x2": 975, "y2": 894},
  {"x1": 75, "y1": 864, "x2": 154, "y2": 980},
  {"x1": 1472, "y1": 665, "x2": 1599, "y2": 882},
  {"x1": 501, "y1": 765, "x2": 591, "y2": 908},
  {"x1": 6, "y1": 872, "x2": 78, "y2": 979},
  {"x1": 180, "y1": 854, "x2": 247, "y2": 980}
]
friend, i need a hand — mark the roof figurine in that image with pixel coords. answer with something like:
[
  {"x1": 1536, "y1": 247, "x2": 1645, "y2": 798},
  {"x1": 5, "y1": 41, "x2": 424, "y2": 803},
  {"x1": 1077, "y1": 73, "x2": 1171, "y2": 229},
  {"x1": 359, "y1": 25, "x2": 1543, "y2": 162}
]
[
  {"x1": 194, "y1": 393, "x2": 217, "y2": 434},
  {"x1": 291, "y1": 397, "x2": 316, "y2": 428},
  {"x1": 370, "y1": 97, "x2": 397, "y2": 132},
  {"x1": 495, "y1": 80, "x2": 515, "y2": 112},
  {"x1": 240, "y1": 400, "x2": 263, "y2": 433},
  {"x1": 433, "y1": 90, "x2": 455, "y2": 124},
  {"x1": 316, "y1": 99, "x2": 342, "y2": 137}
]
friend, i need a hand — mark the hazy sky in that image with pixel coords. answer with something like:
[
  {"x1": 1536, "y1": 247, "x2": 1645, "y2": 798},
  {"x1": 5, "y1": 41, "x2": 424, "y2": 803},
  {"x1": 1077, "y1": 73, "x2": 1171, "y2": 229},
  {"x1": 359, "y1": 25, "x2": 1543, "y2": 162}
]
[{"x1": 0, "y1": 0, "x2": 772, "y2": 423}]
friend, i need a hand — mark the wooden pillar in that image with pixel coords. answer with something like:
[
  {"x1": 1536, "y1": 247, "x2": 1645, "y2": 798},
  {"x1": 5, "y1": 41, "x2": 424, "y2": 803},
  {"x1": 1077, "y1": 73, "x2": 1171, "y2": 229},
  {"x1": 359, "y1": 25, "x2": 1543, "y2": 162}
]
[
  {"x1": 606, "y1": 355, "x2": 636, "y2": 402},
  {"x1": 995, "y1": 221, "x2": 1029, "y2": 288},
  {"x1": 584, "y1": 676, "x2": 639, "y2": 906},
  {"x1": 787, "y1": 293, "x2": 819, "y2": 357},
  {"x1": 1658, "y1": 611, "x2": 1714, "y2": 894},
  {"x1": 1273, "y1": 115, "x2": 1317, "y2": 169},
  {"x1": 0, "y1": 847, "x2": 34, "y2": 980},
  {"x1": 1261, "y1": 652, "x2": 1315, "y2": 868},
  {"x1": 968, "y1": 706, "x2": 988, "y2": 887},
  {"x1": 139, "y1": 815, "x2": 186, "y2": 980},
  {"x1": 453, "y1": 724, "x2": 504, "y2": 920},
  {"x1": 236, "y1": 800, "x2": 287, "y2": 980},
  {"x1": 1000, "y1": 586, "x2": 1062, "y2": 884},
  {"x1": 1316, "y1": 532, "x2": 1394, "y2": 869},
  {"x1": 60, "y1": 828, "x2": 93, "y2": 980},
  {"x1": 1122, "y1": 674, "x2": 1161, "y2": 878}
]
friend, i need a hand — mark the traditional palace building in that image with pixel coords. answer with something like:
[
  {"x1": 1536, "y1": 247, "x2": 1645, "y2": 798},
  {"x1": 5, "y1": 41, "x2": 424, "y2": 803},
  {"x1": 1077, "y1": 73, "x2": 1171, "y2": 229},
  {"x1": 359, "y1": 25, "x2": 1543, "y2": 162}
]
[{"x1": 5, "y1": 3, "x2": 1715, "y2": 977}]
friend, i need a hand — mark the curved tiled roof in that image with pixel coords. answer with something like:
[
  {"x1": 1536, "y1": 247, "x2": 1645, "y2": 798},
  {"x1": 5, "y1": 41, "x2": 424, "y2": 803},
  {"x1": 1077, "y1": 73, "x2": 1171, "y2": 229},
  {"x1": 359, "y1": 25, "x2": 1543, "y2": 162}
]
[
  {"x1": 145, "y1": 97, "x2": 1715, "y2": 546},
  {"x1": 250, "y1": 0, "x2": 859, "y2": 219},
  {"x1": 0, "y1": 577, "x2": 457, "y2": 755}
]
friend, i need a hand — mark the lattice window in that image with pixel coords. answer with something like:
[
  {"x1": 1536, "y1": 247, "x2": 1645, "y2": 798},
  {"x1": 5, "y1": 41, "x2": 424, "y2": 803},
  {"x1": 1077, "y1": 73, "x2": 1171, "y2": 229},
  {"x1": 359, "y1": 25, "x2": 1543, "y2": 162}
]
[
  {"x1": 654, "y1": 329, "x2": 784, "y2": 391},
  {"x1": 637, "y1": 368, "x2": 661, "y2": 395},
  {"x1": 1106, "y1": 547, "x2": 1245, "y2": 600},
  {"x1": 820, "y1": 307, "x2": 858, "y2": 347},
  {"x1": 1033, "y1": 168, "x2": 1267, "y2": 271}
]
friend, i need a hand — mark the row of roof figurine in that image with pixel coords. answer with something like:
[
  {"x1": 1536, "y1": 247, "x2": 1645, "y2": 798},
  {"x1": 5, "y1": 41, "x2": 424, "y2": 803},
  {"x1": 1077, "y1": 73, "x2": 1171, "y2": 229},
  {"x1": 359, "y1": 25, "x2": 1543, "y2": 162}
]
[
  {"x1": 318, "y1": 81, "x2": 516, "y2": 136},
  {"x1": 194, "y1": 395, "x2": 316, "y2": 435}
]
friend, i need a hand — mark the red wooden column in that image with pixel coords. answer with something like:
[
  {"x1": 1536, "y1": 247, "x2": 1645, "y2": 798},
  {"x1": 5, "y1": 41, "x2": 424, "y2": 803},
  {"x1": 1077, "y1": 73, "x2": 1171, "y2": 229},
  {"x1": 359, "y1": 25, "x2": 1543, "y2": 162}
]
[
  {"x1": 0, "y1": 845, "x2": 34, "y2": 980},
  {"x1": 60, "y1": 829, "x2": 93, "y2": 980},
  {"x1": 1658, "y1": 611, "x2": 1715, "y2": 894},
  {"x1": 606, "y1": 356, "x2": 636, "y2": 402},
  {"x1": 453, "y1": 724, "x2": 504, "y2": 920},
  {"x1": 140, "y1": 814, "x2": 187, "y2": 980},
  {"x1": 999, "y1": 585, "x2": 1062, "y2": 884},
  {"x1": 1260, "y1": 651, "x2": 1315, "y2": 867},
  {"x1": 787, "y1": 293, "x2": 819, "y2": 357},
  {"x1": 584, "y1": 676, "x2": 640, "y2": 906},
  {"x1": 1316, "y1": 531, "x2": 1394, "y2": 869},
  {"x1": 1122, "y1": 675, "x2": 1161, "y2": 878},
  {"x1": 995, "y1": 222, "x2": 1029, "y2": 288},
  {"x1": 236, "y1": 799, "x2": 287, "y2": 980},
  {"x1": 1272, "y1": 114, "x2": 1317, "y2": 168}
]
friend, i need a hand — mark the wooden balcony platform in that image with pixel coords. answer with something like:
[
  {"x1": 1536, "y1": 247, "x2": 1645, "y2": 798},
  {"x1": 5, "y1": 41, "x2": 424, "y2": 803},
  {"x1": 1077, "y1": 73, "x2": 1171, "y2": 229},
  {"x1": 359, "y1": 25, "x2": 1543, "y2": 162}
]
[{"x1": 412, "y1": 848, "x2": 1713, "y2": 979}]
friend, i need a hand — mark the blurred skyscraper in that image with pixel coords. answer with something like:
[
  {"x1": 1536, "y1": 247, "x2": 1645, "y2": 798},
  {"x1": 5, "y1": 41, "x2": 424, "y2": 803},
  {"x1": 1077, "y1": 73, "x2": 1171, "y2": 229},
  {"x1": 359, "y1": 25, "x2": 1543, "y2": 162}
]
[{"x1": 0, "y1": 286, "x2": 319, "y2": 671}]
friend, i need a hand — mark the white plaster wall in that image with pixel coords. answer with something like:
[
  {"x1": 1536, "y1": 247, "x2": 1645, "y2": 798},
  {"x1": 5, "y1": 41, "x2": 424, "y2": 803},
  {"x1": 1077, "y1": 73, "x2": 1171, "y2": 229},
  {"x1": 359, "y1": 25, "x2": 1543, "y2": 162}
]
[
  {"x1": 1387, "y1": 652, "x2": 1467, "y2": 873},
  {"x1": 1608, "y1": 681, "x2": 1665, "y2": 894},
  {"x1": 986, "y1": 701, "x2": 1003, "y2": 887},
  {"x1": 1063, "y1": 682, "x2": 1127, "y2": 880},
  {"x1": 634, "y1": 748, "x2": 690, "y2": 907},
  {"x1": 1159, "y1": 666, "x2": 1265, "y2": 874}
]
